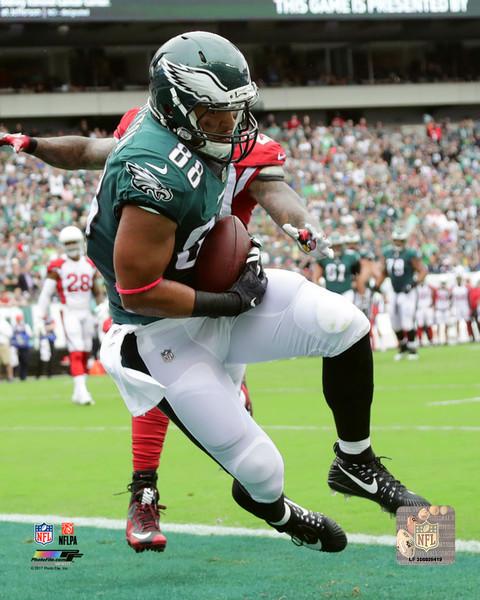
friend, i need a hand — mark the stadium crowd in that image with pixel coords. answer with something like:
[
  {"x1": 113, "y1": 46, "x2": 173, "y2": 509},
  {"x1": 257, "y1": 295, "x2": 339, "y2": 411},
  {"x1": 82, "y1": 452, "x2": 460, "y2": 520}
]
[{"x1": 1, "y1": 114, "x2": 480, "y2": 305}]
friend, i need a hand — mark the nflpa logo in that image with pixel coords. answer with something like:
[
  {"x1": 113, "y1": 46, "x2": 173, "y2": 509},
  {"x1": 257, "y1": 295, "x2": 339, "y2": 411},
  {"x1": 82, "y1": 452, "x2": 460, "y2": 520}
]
[{"x1": 62, "y1": 522, "x2": 75, "y2": 535}]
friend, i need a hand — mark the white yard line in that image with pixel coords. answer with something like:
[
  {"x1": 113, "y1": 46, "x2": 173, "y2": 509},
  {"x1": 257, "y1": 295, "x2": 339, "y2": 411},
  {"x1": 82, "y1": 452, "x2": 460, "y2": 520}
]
[
  {"x1": 1, "y1": 513, "x2": 478, "y2": 553},
  {"x1": 427, "y1": 397, "x2": 480, "y2": 407},
  {"x1": 1, "y1": 424, "x2": 480, "y2": 432}
]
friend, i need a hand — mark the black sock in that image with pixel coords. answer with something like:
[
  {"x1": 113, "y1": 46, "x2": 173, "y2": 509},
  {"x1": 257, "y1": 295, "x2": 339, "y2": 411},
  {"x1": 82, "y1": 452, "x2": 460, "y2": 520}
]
[
  {"x1": 395, "y1": 330, "x2": 407, "y2": 352},
  {"x1": 322, "y1": 334, "x2": 373, "y2": 441},
  {"x1": 232, "y1": 480, "x2": 285, "y2": 522},
  {"x1": 131, "y1": 470, "x2": 157, "y2": 495}
]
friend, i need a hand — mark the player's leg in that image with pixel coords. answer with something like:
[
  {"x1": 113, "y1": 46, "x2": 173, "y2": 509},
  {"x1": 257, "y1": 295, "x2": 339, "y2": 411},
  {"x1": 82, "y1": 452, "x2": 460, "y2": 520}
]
[
  {"x1": 224, "y1": 363, "x2": 253, "y2": 415},
  {"x1": 226, "y1": 269, "x2": 430, "y2": 514},
  {"x1": 78, "y1": 313, "x2": 96, "y2": 404},
  {"x1": 126, "y1": 408, "x2": 170, "y2": 552},
  {"x1": 61, "y1": 310, "x2": 90, "y2": 404},
  {"x1": 109, "y1": 322, "x2": 347, "y2": 553},
  {"x1": 400, "y1": 290, "x2": 419, "y2": 360},
  {"x1": 388, "y1": 293, "x2": 407, "y2": 360}
]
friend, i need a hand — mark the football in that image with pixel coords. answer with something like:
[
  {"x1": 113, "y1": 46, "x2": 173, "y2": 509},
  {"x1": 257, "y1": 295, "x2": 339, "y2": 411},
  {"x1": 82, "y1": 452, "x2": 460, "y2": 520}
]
[{"x1": 194, "y1": 215, "x2": 252, "y2": 292}]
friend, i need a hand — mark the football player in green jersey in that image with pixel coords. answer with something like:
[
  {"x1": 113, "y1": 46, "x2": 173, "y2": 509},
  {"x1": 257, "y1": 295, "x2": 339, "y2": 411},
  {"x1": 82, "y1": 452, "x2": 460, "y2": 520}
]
[
  {"x1": 90, "y1": 31, "x2": 429, "y2": 550},
  {"x1": 381, "y1": 227, "x2": 427, "y2": 360},
  {"x1": 314, "y1": 233, "x2": 364, "y2": 295},
  {"x1": 3, "y1": 31, "x2": 430, "y2": 553}
]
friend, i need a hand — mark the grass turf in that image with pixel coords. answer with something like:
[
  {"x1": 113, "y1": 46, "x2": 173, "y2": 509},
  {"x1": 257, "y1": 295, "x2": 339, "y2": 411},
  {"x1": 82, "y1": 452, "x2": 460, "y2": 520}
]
[
  {"x1": 1, "y1": 344, "x2": 480, "y2": 598},
  {"x1": 1, "y1": 345, "x2": 479, "y2": 538}
]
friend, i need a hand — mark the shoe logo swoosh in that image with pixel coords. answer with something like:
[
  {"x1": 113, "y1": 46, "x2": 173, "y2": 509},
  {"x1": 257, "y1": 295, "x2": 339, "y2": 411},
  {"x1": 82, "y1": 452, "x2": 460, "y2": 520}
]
[
  {"x1": 131, "y1": 532, "x2": 151, "y2": 541},
  {"x1": 338, "y1": 464, "x2": 378, "y2": 494},
  {"x1": 250, "y1": 297, "x2": 257, "y2": 307}
]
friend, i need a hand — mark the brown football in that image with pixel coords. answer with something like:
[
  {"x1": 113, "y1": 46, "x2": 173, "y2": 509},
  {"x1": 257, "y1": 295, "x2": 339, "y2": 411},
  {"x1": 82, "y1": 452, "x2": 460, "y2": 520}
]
[{"x1": 194, "y1": 215, "x2": 252, "y2": 292}]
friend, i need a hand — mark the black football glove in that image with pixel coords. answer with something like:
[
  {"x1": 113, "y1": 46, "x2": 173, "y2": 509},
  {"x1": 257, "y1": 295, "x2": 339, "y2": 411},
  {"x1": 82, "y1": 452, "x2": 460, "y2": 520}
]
[
  {"x1": 192, "y1": 240, "x2": 268, "y2": 318},
  {"x1": 228, "y1": 243, "x2": 268, "y2": 313}
]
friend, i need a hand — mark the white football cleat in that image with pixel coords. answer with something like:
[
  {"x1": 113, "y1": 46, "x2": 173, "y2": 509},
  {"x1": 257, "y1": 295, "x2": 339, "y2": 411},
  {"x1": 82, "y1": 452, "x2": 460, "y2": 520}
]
[
  {"x1": 394, "y1": 352, "x2": 405, "y2": 361},
  {"x1": 72, "y1": 391, "x2": 95, "y2": 406}
]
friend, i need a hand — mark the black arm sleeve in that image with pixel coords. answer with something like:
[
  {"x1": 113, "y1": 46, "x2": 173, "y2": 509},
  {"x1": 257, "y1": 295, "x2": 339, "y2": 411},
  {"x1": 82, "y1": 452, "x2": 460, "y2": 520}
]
[{"x1": 192, "y1": 291, "x2": 242, "y2": 317}]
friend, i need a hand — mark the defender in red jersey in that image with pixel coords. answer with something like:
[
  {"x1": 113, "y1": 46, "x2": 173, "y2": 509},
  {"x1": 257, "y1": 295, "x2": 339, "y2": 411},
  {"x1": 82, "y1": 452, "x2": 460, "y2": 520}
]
[{"x1": 37, "y1": 226, "x2": 103, "y2": 405}]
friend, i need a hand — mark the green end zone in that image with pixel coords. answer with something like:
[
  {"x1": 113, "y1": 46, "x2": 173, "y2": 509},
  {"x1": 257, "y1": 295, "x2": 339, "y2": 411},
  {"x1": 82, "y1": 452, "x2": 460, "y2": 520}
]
[{"x1": 2, "y1": 522, "x2": 479, "y2": 600}]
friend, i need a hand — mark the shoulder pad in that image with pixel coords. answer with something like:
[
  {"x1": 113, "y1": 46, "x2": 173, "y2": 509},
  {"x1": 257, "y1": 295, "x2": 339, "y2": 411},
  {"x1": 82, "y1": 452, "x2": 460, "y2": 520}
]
[
  {"x1": 235, "y1": 134, "x2": 286, "y2": 168},
  {"x1": 114, "y1": 107, "x2": 141, "y2": 140},
  {"x1": 47, "y1": 258, "x2": 65, "y2": 273}
]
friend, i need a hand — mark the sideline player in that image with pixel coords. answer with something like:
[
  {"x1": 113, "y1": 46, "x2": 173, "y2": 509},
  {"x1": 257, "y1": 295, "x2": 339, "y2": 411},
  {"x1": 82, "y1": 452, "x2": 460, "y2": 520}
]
[
  {"x1": 381, "y1": 228, "x2": 427, "y2": 360},
  {"x1": 415, "y1": 280, "x2": 435, "y2": 345},
  {"x1": 452, "y1": 272, "x2": 474, "y2": 343},
  {"x1": 434, "y1": 276, "x2": 452, "y2": 345},
  {"x1": 37, "y1": 226, "x2": 103, "y2": 404}
]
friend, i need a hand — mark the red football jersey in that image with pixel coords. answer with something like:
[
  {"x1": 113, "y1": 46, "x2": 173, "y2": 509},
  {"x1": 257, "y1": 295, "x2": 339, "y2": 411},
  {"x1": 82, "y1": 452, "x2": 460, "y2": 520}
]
[{"x1": 113, "y1": 109, "x2": 286, "y2": 226}]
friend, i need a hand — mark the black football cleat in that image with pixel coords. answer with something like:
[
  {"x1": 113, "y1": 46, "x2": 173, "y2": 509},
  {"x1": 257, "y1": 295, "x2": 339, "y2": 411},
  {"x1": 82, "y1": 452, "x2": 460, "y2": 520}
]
[
  {"x1": 328, "y1": 443, "x2": 430, "y2": 514},
  {"x1": 126, "y1": 471, "x2": 167, "y2": 553},
  {"x1": 268, "y1": 498, "x2": 347, "y2": 552}
]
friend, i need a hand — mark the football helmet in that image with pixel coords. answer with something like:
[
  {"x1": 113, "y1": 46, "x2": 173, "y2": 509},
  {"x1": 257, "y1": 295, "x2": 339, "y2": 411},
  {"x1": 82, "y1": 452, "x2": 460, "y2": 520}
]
[
  {"x1": 59, "y1": 226, "x2": 84, "y2": 258},
  {"x1": 392, "y1": 226, "x2": 408, "y2": 247},
  {"x1": 149, "y1": 31, "x2": 258, "y2": 163}
]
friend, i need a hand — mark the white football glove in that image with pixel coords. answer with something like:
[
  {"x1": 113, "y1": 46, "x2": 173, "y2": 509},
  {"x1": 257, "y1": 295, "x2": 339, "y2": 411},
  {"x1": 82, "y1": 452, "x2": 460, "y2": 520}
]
[{"x1": 282, "y1": 223, "x2": 334, "y2": 260}]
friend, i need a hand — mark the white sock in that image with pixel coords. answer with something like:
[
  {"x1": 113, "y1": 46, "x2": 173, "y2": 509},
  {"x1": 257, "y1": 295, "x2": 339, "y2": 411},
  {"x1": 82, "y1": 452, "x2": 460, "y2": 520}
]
[
  {"x1": 338, "y1": 437, "x2": 371, "y2": 455},
  {"x1": 270, "y1": 502, "x2": 291, "y2": 526},
  {"x1": 73, "y1": 374, "x2": 86, "y2": 394}
]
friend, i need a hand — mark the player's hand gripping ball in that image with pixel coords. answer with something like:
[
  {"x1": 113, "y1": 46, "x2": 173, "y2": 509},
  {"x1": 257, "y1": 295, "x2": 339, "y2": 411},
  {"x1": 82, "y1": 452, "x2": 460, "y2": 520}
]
[{"x1": 194, "y1": 216, "x2": 253, "y2": 293}]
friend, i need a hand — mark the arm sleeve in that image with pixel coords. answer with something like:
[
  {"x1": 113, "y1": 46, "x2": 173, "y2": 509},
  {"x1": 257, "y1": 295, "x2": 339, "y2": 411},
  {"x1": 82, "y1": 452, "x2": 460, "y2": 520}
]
[{"x1": 37, "y1": 278, "x2": 57, "y2": 319}]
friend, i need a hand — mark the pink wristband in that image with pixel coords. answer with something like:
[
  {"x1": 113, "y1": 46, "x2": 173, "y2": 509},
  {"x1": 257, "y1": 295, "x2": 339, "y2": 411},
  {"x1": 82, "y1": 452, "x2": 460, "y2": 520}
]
[{"x1": 115, "y1": 276, "x2": 163, "y2": 295}]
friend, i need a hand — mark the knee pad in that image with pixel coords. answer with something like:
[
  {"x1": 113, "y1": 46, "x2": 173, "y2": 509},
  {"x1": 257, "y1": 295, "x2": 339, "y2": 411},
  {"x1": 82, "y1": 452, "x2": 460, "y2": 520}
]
[
  {"x1": 294, "y1": 284, "x2": 357, "y2": 335},
  {"x1": 230, "y1": 436, "x2": 284, "y2": 503}
]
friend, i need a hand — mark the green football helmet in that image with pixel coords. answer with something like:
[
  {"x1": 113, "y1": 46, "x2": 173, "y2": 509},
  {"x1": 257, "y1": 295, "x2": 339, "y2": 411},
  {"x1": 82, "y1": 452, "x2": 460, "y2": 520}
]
[{"x1": 149, "y1": 31, "x2": 258, "y2": 163}]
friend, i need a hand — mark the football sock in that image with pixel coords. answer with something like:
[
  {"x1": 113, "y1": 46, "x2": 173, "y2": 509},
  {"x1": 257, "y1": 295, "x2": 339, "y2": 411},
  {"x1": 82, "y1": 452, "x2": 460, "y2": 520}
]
[
  {"x1": 338, "y1": 437, "x2": 371, "y2": 455},
  {"x1": 81, "y1": 351, "x2": 89, "y2": 372},
  {"x1": 73, "y1": 374, "x2": 86, "y2": 394},
  {"x1": 395, "y1": 330, "x2": 407, "y2": 352},
  {"x1": 130, "y1": 469, "x2": 158, "y2": 495},
  {"x1": 406, "y1": 329, "x2": 416, "y2": 350},
  {"x1": 426, "y1": 326, "x2": 433, "y2": 342},
  {"x1": 232, "y1": 480, "x2": 286, "y2": 522},
  {"x1": 467, "y1": 321, "x2": 474, "y2": 339},
  {"x1": 336, "y1": 444, "x2": 375, "y2": 463},
  {"x1": 70, "y1": 351, "x2": 86, "y2": 376},
  {"x1": 132, "y1": 407, "x2": 170, "y2": 472},
  {"x1": 322, "y1": 333, "x2": 373, "y2": 441}
]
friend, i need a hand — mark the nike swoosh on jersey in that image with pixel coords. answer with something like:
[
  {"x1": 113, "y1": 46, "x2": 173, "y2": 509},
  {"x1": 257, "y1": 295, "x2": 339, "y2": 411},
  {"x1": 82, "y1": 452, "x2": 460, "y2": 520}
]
[
  {"x1": 131, "y1": 532, "x2": 152, "y2": 541},
  {"x1": 337, "y1": 464, "x2": 378, "y2": 494},
  {"x1": 146, "y1": 162, "x2": 168, "y2": 175}
]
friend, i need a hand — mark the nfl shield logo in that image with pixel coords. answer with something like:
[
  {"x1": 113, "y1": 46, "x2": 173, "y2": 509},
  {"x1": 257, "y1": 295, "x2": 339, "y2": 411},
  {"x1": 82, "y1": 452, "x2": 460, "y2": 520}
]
[
  {"x1": 34, "y1": 522, "x2": 54, "y2": 545},
  {"x1": 414, "y1": 520, "x2": 439, "y2": 552}
]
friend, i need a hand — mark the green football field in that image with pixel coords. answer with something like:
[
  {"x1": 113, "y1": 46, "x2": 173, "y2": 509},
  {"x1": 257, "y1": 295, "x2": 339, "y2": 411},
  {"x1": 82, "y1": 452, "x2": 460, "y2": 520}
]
[{"x1": 1, "y1": 344, "x2": 480, "y2": 599}]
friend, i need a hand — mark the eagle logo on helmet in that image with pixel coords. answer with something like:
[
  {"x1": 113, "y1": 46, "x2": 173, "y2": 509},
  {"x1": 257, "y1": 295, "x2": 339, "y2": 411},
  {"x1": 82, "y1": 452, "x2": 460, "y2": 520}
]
[
  {"x1": 126, "y1": 162, "x2": 173, "y2": 202},
  {"x1": 161, "y1": 58, "x2": 229, "y2": 103},
  {"x1": 160, "y1": 58, "x2": 256, "y2": 106}
]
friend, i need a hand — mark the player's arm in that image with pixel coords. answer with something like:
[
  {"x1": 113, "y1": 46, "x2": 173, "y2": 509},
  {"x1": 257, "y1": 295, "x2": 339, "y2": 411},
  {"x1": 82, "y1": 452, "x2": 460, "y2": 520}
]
[
  {"x1": 114, "y1": 206, "x2": 266, "y2": 318},
  {"x1": 37, "y1": 272, "x2": 58, "y2": 318},
  {"x1": 0, "y1": 133, "x2": 115, "y2": 170},
  {"x1": 92, "y1": 274, "x2": 105, "y2": 305},
  {"x1": 249, "y1": 179, "x2": 332, "y2": 259},
  {"x1": 412, "y1": 257, "x2": 427, "y2": 285}
]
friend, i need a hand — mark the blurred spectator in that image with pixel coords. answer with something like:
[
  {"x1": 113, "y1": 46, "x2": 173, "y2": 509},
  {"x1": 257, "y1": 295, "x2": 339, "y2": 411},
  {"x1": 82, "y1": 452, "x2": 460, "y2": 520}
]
[
  {"x1": 10, "y1": 313, "x2": 32, "y2": 381},
  {"x1": 36, "y1": 317, "x2": 56, "y2": 378},
  {"x1": 0, "y1": 314, "x2": 13, "y2": 381}
]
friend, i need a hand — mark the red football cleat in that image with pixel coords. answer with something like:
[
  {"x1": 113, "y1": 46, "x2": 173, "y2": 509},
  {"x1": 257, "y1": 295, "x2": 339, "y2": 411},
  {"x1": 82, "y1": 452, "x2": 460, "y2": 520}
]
[{"x1": 126, "y1": 474, "x2": 167, "y2": 553}]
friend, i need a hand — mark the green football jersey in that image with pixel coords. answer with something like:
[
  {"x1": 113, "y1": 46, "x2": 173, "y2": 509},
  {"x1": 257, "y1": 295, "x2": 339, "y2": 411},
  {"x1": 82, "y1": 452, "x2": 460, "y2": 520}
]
[
  {"x1": 318, "y1": 250, "x2": 360, "y2": 294},
  {"x1": 86, "y1": 107, "x2": 226, "y2": 325},
  {"x1": 383, "y1": 246, "x2": 420, "y2": 293}
]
